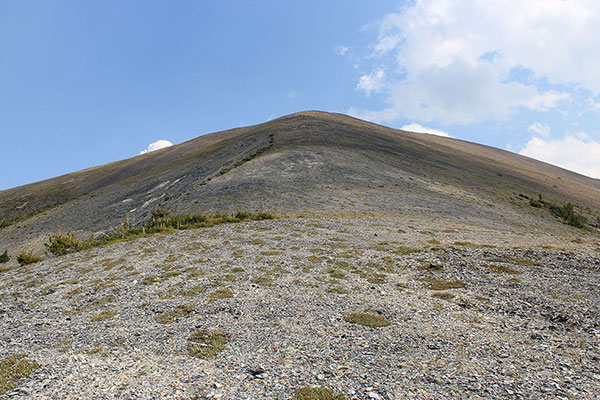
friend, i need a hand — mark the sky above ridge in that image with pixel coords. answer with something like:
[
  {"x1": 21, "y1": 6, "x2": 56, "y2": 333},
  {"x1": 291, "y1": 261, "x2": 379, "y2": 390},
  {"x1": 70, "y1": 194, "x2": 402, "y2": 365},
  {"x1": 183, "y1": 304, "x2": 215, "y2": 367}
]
[{"x1": 1, "y1": 0, "x2": 600, "y2": 190}]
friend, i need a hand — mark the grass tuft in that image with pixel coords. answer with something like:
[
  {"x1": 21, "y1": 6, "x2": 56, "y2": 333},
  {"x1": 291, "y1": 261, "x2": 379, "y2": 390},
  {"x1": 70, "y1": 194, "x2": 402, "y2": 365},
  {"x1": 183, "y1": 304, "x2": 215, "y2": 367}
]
[
  {"x1": 0, "y1": 355, "x2": 40, "y2": 395},
  {"x1": 431, "y1": 292, "x2": 455, "y2": 300},
  {"x1": 484, "y1": 264, "x2": 520, "y2": 275},
  {"x1": 155, "y1": 304, "x2": 195, "y2": 324},
  {"x1": 91, "y1": 309, "x2": 115, "y2": 322},
  {"x1": 188, "y1": 329, "x2": 228, "y2": 359},
  {"x1": 427, "y1": 279, "x2": 464, "y2": 291},
  {"x1": 328, "y1": 286, "x2": 349, "y2": 294},
  {"x1": 208, "y1": 288, "x2": 233, "y2": 300},
  {"x1": 344, "y1": 312, "x2": 390, "y2": 327},
  {"x1": 292, "y1": 386, "x2": 346, "y2": 400}
]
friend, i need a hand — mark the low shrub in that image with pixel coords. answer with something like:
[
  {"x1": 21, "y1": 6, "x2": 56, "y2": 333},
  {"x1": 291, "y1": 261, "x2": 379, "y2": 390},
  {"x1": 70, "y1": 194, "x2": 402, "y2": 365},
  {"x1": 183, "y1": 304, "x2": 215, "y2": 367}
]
[
  {"x1": 16, "y1": 251, "x2": 43, "y2": 266},
  {"x1": 529, "y1": 195, "x2": 588, "y2": 228},
  {"x1": 548, "y1": 202, "x2": 587, "y2": 228},
  {"x1": 45, "y1": 228, "x2": 82, "y2": 255},
  {"x1": 0, "y1": 250, "x2": 8, "y2": 263}
]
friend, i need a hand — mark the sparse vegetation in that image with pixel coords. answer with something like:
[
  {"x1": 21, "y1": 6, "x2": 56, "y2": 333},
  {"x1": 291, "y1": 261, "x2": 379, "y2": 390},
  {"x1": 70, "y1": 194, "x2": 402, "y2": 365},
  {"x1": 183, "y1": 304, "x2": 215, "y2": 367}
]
[
  {"x1": 432, "y1": 291, "x2": 455, "y2": 300},
  {"x1": 216, "y1": 134, "x2": 275, "y2": 177},
  {"x1": 426, "y1": 279, "x2": 464, "y2": 291},
  {"x1": 44, "y1": 210, "x2": 275, "y2": 256},
  {"x1": 328, "y1": 286, "x2": 349, "y2": 294},
  {"x1": 529, "y1": 195, "x2": 588, "y2": 228},
  {"x1": 366, "y1": 273, "x2": 386, "y2": 284},
  {"x1": 188, "y1": 329, "x2": 228, "y2": 359},
  {"x1": 181, "y1": 284, "x2": 206, "y2": 296},
  {"x1": 16, "y1": 251, "x2": 43, "y2": 266},
  {"x1": 91, "y1": 309, "x2": 115, "y2": 322},
  {"x1": 0, "y1": 354, "x2": 40, "y2": 395},
  {"x1": 155, "y1": 304, "x2": 195, "y2": 324},
  {"x1": 208, "y1": 288, "x2": 233, "y2": 300},
  {"x1": 344, "y1": 312, "x2": 390, "y2": 327},
  {"x1": 508, "y1": 257, "x2": 541, "y2": 267},
  {"x1": 453, "y1": 241, "x2": 496, "y2": 249},
  {"x1": 326, "y1": 268, "x2": 347, "y2": 280},
  {"x1": 292, "y1": 386, "x2": 346, "y2": 400},
  {"x1": 485, "y1": 264, "x2": 520, "y2": 275},
  {"x1": 0, "y1": 202, "x2": 62, "y2": 231}
]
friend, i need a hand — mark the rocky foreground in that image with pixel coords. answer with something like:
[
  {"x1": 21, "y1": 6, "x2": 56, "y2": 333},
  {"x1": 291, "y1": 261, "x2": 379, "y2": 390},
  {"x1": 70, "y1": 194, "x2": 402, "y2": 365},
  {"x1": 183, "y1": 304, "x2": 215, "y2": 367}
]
[{"x1": 0, "y1": 216, "x2": 599, "y2": 399}]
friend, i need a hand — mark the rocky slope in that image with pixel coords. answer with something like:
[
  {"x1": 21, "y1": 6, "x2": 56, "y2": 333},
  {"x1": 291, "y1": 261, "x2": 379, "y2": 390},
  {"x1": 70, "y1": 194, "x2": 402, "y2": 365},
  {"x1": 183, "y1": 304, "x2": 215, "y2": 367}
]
[{"x1": 0, "y1": 215, "x2": 599, "y2": 399}]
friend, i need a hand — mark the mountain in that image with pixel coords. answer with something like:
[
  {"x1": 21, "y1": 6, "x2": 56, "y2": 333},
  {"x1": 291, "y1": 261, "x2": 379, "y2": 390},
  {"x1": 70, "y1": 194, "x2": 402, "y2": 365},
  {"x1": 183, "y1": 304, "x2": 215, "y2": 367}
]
[
  {"x1": 0, "y1": 111, "x2": 599, "y2": 399},
  {"x1": 1, "y1": 111, "x2": 599, "y2": 254}
]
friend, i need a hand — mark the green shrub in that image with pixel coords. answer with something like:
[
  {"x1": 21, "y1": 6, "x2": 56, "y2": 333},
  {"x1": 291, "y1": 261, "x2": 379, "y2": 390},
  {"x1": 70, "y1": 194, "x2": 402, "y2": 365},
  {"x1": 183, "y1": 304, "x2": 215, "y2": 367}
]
[
  {"x1": 529, "y1": 198, "x2": 542, "y2": 208},
  {"x1": 548, "y1": 202, "x2": 587, "y2": 228},
  {"x1": 0, "y1": 250, "x2": 8, "y2": 263},
  {"x1": 151, "y1": 208, "x2": 171, "y2": 219},
  {"x1": 16, "y1": 251, "x2": 43, "y2": 266},
  {"x1": 528, "y1": 196, "x2": 588, "y2": 228},
  {"x1": 235, "y1": 209, "x2": 251, "y2": 220},
  {"x1": 45, "y1": 228, "x2": 82, "y2": 255}
]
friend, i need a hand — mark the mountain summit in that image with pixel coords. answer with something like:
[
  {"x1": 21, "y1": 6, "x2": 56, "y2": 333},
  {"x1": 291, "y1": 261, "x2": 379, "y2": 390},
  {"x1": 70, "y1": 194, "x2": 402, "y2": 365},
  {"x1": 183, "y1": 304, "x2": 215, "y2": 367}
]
[{"x1": 1, "y1": 111, "x2": 599, "y2": 254}]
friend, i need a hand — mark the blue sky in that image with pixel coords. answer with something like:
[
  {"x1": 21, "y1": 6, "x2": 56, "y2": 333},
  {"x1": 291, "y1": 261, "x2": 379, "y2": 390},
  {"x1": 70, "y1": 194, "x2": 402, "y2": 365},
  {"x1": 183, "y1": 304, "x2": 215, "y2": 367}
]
[{"x1": 1, "y1": 1, "x2": 600, "y2": 191}]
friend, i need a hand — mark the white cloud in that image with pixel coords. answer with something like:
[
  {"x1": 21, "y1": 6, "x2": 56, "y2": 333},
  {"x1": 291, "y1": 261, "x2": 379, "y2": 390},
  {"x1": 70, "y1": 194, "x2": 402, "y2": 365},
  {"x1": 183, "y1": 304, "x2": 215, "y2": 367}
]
[
  {"x1": 356, "y1": 69, "x2": 385, "y2": 96},
  {"x1": 524, "y1": 91, "x2": 571, "y2": 112},
  {"x1": 335, "y1": 44, "x2": 349, "y2": 56},
  {"x1": 401, "y1": 123, "x2": 451, "y2": 137},
  {"x1": 519, "y1": 133, "x2": 600, "y2": 178},
  {"x1": 140, "y1": 139, "x2": 173, "y2": 155},
  {"x1": 527, "y1": 122, "x2": 551, "y2": 138},
  {"x1": 351, "y1": 0, "x2": 600, "y2": 124}
]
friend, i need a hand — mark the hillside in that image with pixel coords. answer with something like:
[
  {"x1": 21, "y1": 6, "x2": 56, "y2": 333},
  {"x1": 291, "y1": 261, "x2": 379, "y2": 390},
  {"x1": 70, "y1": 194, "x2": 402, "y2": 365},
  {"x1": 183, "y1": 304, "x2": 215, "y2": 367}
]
[
  {"x1": 0, "y1": 111, "x2": 599, "y2": 399},
  {"x1": 1, "y1": 111, "x2": 599, "y2": 256}
]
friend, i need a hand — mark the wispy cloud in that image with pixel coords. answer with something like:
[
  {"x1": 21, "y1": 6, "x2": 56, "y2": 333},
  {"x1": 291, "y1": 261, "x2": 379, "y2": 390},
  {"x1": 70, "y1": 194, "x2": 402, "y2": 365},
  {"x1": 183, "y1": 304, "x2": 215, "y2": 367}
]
[
  {"x1": 335, "y1": 44, "x2": 349, "y2": 56},
  {"x1": 527, "y1": 122, "x2": 551, "y2": 138}
]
